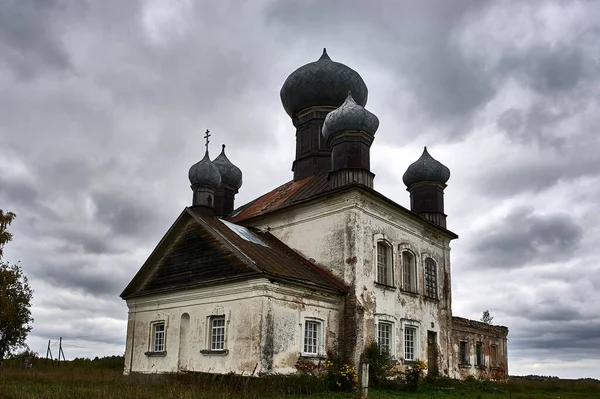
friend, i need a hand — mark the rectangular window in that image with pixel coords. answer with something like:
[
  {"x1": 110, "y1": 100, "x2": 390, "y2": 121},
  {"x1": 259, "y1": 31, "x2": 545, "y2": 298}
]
[
  {"x1": 490, "y1": 345, "x2": 498, "y2": 366},
  {"x1": 303, "y1": 320, "x2": 320, "y2": 355},
  {"x1": 377, "y1": 322, "x2": 393, "y2": 355},
  {"x1": 377, "y1": 242, "x2": 392, "y2": 286},
  {"x1": 404, "y1": 326, "x2": 417, "y2": 361},
  {"x1": 424, "y1": 258, "x2": 438, "y2": 298},
  {"x1": 459, "y1": 341, "x2": 469, "y2": 365},
  {"x1": 402, "y1": 251, "x2": 416, "y2": 292},
  {"x1": 210, "y1": 316, "x2": 225, "y2": 351},
  {"x1": 152, "y1": 322, "x2": 165, "y2": 353},
  {"x1": 475, "y1": 342, "x2": 484, "y2": 366}
]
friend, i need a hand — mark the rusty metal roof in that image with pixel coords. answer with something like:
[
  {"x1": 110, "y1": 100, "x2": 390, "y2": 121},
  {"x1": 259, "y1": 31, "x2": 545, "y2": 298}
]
[
  {"x1": 229, "y1": 173, "x2": 330, "y2": 223},
  {"x1": 121, "y1": 207, "x2": 346, "y2": 299},
  {"x1": 230, "y1": 176, "x2": 458, "y2": 239}
]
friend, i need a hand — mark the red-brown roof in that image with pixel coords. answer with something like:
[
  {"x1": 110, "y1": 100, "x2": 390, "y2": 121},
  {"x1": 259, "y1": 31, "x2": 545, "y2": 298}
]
[
  {"x1": 121, "y1": 207, "x2": 346, "y2": 299},
  {"x1": 230, "y1": 173, "x2": 330, "y2": 223}
]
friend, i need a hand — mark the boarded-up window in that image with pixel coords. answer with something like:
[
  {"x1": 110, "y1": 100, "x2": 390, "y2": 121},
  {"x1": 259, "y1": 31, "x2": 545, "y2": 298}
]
[{"x1": 490, "y1": 344, "x2": 498, "y2": 366}]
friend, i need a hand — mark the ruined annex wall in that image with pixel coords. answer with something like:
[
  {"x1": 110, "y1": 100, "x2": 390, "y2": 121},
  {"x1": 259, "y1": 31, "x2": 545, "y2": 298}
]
[
  {"x1": 258, "y1": 284, "x2": 343, "y2": 374},
  {"x1": 353, "y1": 190, "x2": 454, "y2": 376},
  {"x1": 450, "y1": 316, "x2": 509, "y2": 380},
  {"x1": 124, "y1": 279, "x2": 267, "y2": 375}
]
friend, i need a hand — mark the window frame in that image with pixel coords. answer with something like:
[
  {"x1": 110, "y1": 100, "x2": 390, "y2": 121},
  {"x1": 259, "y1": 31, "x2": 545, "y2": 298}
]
[
  {"x1": 375, "y1": 240, "x2": 394, "y2": 287},
  {"x1": 401, "y1": 249, "x2": 418, "y2": 293},
  {"x1": 403, "y1": 325, "x2": 418, "y2": 362},
  {"x1": 490, "y1": 344, "x2": 498, "y2": 367},
  {"x1": 146, "y1": 320, "x2": 167, "y2": 356},
  {"x1": 377, "y1": 321, "x2": 394, "y2": 356},
  {"x1": 201, "y1": 314, "x2": 229, "y2": 355},
  {"x1": 210, "y1": 315, "x2": 226, "y2": 351},
  {"x1": 301, "y1": 317, "x2": 325, "y2": 358},
  {"x1": 459, "y1": 340, "x2": 469, "y2": 366},
  {"x1": 475, "y1": 342, "x2": 484, "y2": 367},
  {"x1": 424, "y1": 257, "x2": 438, "y2": 299}
]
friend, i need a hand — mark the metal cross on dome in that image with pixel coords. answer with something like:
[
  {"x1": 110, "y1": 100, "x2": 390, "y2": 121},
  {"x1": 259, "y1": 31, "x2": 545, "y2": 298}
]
[{"x1": 204, "y1": 129, "x2": 211, "y2": 151}]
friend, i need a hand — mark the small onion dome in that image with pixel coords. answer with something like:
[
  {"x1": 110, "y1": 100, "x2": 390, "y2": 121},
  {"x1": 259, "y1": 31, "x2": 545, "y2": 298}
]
[
  {"x1": 212, "y1": 144, "x2": 243, "y2": 190},
  {"x1": 322, "y1": 92, "x2": 379, "y2": 142},
  {"x1": 189, "y1": 150, "x2": 221, "y2": 189},
  {"x1": 280, "y1": 48, "x2": 368, "y2": 117},
  {"x1": 403, "y1": 147, "x2": 451, "y2": 187}
]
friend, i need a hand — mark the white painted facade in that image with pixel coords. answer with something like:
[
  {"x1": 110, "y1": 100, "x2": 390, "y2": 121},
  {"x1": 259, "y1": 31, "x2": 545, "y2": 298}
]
[
  {"x1": 123, "y1": 278, "x2": 342, "y2": 375},
  {"x1": 245, "y1": 187, "x2": 455, "y2": 376}
]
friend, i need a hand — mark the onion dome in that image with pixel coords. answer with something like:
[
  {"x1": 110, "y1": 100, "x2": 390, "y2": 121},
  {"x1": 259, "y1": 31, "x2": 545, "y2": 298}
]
[
  {"x1": 403, "y1": 147, "x2": 450, "y2": 187},
  {"x1": 189, "y1": 150, "x2": 221, "y2": 189},
  {"x1": 212, "y1": 144, "x2": 243, "y2": 190},
  {"x1": 322, "y1": 92, "x2": 379, "y2": 142},
  {"x1": 280, "y1": 48, "x2": 368, "y2": 117}
]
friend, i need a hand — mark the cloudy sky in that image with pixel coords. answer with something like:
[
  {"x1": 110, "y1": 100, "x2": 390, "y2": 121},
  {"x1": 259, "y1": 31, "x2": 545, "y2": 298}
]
[{"x1": 1, "y1": 0, "x2": 599, "y2": 379}]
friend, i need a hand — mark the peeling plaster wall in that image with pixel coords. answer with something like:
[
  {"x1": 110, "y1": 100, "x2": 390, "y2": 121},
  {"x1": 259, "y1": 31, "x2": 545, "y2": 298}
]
[
  {"x1": 450, "y1": 317, "x2": 509, "y2": 380},
  {"x1": 124, "y1": 278, "x2": 342, "y2": 375},
  {"x1": 248, "y1": 188, "x2": 455, "y2": 376},
  {"x1": 259, "y1": 286, "x2": 342, "y2": 374}
]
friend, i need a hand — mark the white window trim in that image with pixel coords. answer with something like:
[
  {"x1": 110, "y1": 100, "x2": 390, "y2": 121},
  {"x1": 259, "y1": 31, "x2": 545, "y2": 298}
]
[
  {"x1": 148, "y1": 320, "x2": 167, "y2": 355},
  {"x1": 201, "y1": 312, "x2": 229, "y2": 355},
  {"x1": 401, "y1": 320, "x2": 420, "y2": 363},
  {"x1": 399, "y1": 247, "x2": 418, "y2": 293},
  {"x1": 301, "y1": 317, "x2": 326, "y2": 357},
  {"x1": 375, "y1": 315, "x2": 396, "y2": 359},
  {"x1": 374, "y1": 234, "x2": 394, "y2": 287}
]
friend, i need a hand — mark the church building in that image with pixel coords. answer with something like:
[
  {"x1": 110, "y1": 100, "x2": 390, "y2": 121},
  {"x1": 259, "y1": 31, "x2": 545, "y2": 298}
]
[{"x1": 120, "y1": 49, "x2": 508, "y2": 379}]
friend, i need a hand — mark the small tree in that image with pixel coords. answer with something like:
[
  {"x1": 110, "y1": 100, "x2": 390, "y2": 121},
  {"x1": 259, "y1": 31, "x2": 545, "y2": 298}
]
[
  {"x1": 0, "y1": 210, "x2": 16, "y2": 258},
  {"x1": 481, "y1": 310, "x2": 493, "y2": 325},
  {"x1": 0, "y1": 211, "x2": 34, "y2": 366}
]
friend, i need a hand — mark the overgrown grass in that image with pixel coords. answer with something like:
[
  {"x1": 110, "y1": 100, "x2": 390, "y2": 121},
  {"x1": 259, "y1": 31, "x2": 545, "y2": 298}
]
[{"x1": 1, "y1": 363, "x2": 599, "y2": 399}]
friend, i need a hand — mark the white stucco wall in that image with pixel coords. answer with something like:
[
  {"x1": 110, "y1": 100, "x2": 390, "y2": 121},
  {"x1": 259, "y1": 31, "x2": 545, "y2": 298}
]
[
  {"x1": 245, "y1": 188, "x2": 455, "y2": 375},
  {"x1": 124, "y1": 278, "x2": 342, "y2": 375}
]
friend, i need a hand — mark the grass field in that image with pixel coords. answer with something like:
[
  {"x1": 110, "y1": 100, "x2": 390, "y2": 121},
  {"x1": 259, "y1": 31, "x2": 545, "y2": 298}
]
[{"x1": 1, "y1": 365, "x2": 599, "y2": 399}]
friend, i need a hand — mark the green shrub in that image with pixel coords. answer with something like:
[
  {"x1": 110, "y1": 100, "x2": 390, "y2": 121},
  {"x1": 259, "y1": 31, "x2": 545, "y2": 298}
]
[{"x1": 363, "y1": 341, "x2": 393, "y2": 388}]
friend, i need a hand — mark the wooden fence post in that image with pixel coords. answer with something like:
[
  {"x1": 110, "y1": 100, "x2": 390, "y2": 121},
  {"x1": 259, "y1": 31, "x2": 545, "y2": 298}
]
[{"x1": 357, "y1": 358, "x2": 369, "y2": 398}]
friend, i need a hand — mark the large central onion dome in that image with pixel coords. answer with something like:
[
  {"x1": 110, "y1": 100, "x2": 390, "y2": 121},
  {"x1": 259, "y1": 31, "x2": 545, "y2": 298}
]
[
  {"x1": 280, "y1": 48, "x2": 368, "y2": 117},
  {"x1": 402, "y1": 147, "x2": 450, "y2": 187},
  {"x1": 322, "y1": 92, "x2": 379, "y2": 142}
]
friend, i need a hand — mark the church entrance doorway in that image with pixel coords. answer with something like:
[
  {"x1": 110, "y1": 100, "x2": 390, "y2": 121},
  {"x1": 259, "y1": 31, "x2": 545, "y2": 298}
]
[{"x1": 427, "y1": 331, "x2": 438, "y2": 376}]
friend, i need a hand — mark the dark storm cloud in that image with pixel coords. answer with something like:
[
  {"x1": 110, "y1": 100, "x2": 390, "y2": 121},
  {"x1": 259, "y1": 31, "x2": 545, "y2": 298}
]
[
  {"x1": 1, "y1": 0, "x2": 599, "y2": 378},
  {"x1": 266, "y1": 0, "x2": 494, "y2": 142},
  {"x1": 468, "y1": 207, "x2": 582, "y2": 268},
  {"x1": 0, "y1": 0, "x2": 77, "y2": 78}
]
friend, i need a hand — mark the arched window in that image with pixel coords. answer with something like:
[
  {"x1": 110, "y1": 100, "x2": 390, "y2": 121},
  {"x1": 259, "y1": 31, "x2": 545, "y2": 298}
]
[
  {"x1": 424, "y1": 258, "x2": 438, "y2": 299},
  {"x1": 376, "y1": 241, "x2": 393, "y2": 286},
  {"x1": 402, "y1": 251, "x2": 417, "y2": 293}
]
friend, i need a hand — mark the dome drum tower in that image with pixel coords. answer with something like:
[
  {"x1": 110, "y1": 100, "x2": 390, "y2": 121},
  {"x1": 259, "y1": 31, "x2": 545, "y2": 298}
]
[
  {"x1": 322, "y1": 93, "x2": 379, "y2": 190},
  {"x1": 280, "y1": 49, "x2": 369, "y2": 181},
  {"x1": 213, "y1": 144, "x2": 243, "y2": 218},
  {"x1": 403, "y1": 147, "x2": 451, "y2": 228}
]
